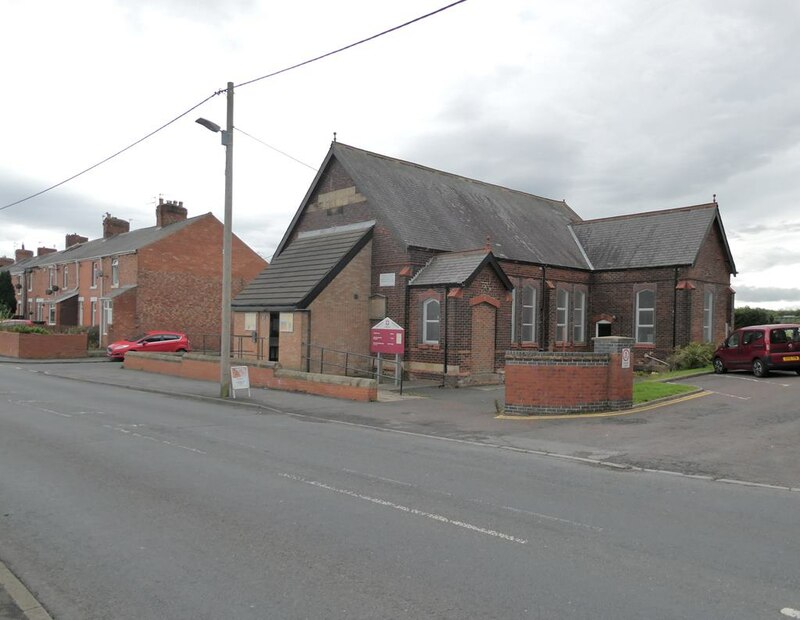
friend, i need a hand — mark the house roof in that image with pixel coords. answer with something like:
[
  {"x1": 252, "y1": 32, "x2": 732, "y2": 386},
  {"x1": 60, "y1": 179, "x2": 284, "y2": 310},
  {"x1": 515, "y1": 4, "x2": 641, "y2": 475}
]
[
  {"x1": 6, "y1": 215, "x2": 206, "y2": 275},
  {"x1": 232, "y1": 223, "x2": 374, "y2": 312},
  {"x1": 276, "y1": 142, "x2": 591, "y2": 269},
  {"x1": 409, "y1": 249, "x2": 513, "y2": 289},
  {"x1": 571, "y1": 203, "x2": 737, "y2": 273}
]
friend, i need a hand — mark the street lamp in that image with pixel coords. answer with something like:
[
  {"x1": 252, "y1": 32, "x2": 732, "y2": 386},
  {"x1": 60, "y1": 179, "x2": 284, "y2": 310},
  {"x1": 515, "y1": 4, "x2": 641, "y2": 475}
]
[{"x1": 196, "y1": 81, "x2": 234, "y2": 398}]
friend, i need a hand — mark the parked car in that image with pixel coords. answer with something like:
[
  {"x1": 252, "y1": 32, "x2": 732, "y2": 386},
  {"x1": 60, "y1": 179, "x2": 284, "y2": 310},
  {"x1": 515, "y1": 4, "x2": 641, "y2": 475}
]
[
  {"x1": 107, "y1": 331, "x2": 191, "y2": 360},
  {"x1": 713, "y1": 324, "x2": 800, "y2": 377}
]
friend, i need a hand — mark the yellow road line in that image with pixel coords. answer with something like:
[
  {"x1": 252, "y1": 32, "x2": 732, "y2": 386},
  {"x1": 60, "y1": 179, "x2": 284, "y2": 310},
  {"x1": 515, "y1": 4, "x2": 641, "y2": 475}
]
[{"x1": 495, "y1": 390, "x2": 709, "y2": 420}]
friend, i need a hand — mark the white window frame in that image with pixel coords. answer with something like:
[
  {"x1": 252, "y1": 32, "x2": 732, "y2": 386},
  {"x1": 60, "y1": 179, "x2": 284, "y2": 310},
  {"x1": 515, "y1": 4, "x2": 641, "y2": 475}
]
[
  {"x1": 27, "y1": 273, "x2": 32, "y2": 292},
  {"x1": 78, "y1": 297, "x2": 84, "y2": 327},
  {"x1": 556, "y1": 289, "x2": 569, "y2": 342},
  {"x1": 244, "y1": 312, "x2": 257, "y2": 331},
  {"x1": 49, "y1": 267, "x2": 56, "y2": 288},
  {"x1": 111, "y1": 257, "x2": 119, "y2": 287},
  {"x1": 422, "y1": 298, "x2": 440, "y2": 344},
  {"x1": 90, "y1": 298, "x2": 97, "y2": 327},
  {"x1": 636, "y1": 289, "x2": 655, "y2": 344},
  {"x1": 91, "y1": 262, "x2": 99, "y2": 288},
  {"x1": 510, "y1": 288, "x2": 516, "y2": 342},
  {"x1": 36, "y1": 299, "x2": 44, "y2": 322},
  {"x1": 63, "y1": 265, "x2": 69, "y2": 289},
  {"x1": 573, "y1": 290, "x2": 586, "y2": 343},
  {"x1": 48, "y1": 303, "x2": 56, "y2": 325},
  {"x1": 703, "y1": 290, "x2": 714, "y2": 342},
  {"x1": 521, "y1": 285, "x2": 537, "y2": 343},
  {"x1": 103, "y1": 299, "x2": 113, "y2": 333}
]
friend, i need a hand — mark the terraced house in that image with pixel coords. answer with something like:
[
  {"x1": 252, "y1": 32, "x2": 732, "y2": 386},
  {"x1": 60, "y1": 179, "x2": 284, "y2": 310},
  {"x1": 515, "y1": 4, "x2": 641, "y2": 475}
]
[
  {"x1": 4, "y1": 200, "x2": 266, "y2": 348},
  {"x1": 232, "y1": 142, "x2": 736, "y2": 383}
]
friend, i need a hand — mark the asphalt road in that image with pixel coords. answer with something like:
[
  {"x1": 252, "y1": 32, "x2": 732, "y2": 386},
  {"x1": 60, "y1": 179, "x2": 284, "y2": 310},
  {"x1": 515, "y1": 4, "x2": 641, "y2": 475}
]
[{"x1": 1, "y1": 366, "x2": 799, "y2": 619}]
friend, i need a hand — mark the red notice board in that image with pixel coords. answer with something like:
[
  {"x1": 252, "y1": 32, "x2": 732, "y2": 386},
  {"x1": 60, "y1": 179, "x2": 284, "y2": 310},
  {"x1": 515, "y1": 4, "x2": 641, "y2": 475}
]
[{"x1": 370, "y1": 318, "x2": 404, "y2": 355}]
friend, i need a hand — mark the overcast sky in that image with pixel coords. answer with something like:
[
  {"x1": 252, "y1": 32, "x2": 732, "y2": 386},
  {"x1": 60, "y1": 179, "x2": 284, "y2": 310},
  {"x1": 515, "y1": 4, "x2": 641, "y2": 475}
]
[{"x1": 1, "y1": 0, "x2": 798, "y2": 309}]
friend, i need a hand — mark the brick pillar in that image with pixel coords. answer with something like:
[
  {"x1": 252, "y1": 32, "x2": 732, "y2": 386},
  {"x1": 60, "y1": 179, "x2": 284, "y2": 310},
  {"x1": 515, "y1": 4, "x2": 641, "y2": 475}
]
[{"x1": 593, "y1": 336, "x2": 634, "y2": 408}]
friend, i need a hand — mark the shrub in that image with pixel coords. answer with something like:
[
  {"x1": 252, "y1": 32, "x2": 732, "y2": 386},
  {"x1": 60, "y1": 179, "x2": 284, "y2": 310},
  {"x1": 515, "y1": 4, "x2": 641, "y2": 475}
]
[
  {"x1": 86, "y1": 325, "x2": 100, "y2": 349},
  {"x1": 668, "y1": 342, "x2": 715, "y2": 370},
  {"x1": 1, "y1": 325, "x2": 50, "y2": 335}
]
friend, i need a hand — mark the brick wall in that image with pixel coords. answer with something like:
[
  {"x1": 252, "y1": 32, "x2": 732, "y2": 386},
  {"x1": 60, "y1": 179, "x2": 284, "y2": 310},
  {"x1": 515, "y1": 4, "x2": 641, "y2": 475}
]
[
  {"x1": 504, "y1": 342, "x2": 633, "y2": 415},
  {"x1": 0, "y1": 332, "x2": 88, "y2": 359},
  {"x1": 137, "y1": 214, "x2": 267, "y2": 345},
  {"x1": 307, "y1": 241, "x2": 372, "y2": 373}
]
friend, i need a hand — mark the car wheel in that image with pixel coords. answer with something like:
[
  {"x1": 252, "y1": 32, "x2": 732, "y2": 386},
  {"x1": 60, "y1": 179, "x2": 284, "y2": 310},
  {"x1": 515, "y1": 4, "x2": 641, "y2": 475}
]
[
  {"x1": 752, "y1": 358, "x2": 769, "y2": 378},
  {"x1": 713, "y1": 358, "x2": 727, "y2": 374}
]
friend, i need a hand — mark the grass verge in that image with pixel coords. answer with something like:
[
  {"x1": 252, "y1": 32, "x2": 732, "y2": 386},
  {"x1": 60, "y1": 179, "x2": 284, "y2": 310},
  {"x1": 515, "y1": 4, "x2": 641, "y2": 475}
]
[{"x1": 633, "y1": 381, "x2": 697, "y2": 404}]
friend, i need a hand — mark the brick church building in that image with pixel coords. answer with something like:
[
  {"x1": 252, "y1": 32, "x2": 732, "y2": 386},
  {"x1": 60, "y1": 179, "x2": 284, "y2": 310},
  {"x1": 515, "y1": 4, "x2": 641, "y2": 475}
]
[{"x1": 232, "y1": 142, "x2": 736, "y2": 383}]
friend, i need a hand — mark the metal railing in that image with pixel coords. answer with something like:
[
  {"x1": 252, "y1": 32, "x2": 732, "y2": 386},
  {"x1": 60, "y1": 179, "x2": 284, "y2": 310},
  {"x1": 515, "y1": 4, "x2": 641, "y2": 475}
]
[
  {"x1": 194, "y1": 334, "x2": 268, "y2": 360},
  {"x1": 302, "y1": 342, "x2": 404, "y2": 392}
]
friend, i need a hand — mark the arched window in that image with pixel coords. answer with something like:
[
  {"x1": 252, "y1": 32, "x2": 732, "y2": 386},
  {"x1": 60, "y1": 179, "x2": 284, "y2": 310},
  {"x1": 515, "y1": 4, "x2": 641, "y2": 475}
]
[
  {"x1": 521, "y1": 285, "x2": 536, "y2": 342},
  {"x1": 636, "y1": 289, "x2": 655, "y2": 343},
  {"x1": 422, "y1": 299, "x2": 440, "y2": 344}
]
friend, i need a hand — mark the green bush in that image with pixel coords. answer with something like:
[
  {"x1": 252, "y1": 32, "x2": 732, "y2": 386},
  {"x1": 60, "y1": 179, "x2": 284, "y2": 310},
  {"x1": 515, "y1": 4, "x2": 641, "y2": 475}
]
[
  {"x1": 667, "y1": 342, "x2": 715, "y2": 370},
  {"x1": 1, "y1": 325, "x2": 50, "y2": 335},
  {"x1": 86, "y1": 325, "x2": 100, "y2": 349}
]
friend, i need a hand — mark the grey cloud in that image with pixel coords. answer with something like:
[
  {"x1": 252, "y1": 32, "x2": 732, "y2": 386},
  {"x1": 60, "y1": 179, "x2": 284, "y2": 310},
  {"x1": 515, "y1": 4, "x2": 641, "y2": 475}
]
[
  {"x1": 114, "y1": 0, "x2": 255, "y2": 23},
  {"x1": 735, "y1": 286, "x2": 800, "y2": 305}
]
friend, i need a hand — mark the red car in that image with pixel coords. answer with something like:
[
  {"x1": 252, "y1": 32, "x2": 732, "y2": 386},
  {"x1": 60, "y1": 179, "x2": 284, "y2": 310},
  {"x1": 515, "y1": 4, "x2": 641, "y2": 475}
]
[
  {"x1": 713, "y1": 324, "x2": 800, "y2": 377},
  {"x1": 107, "y1": 331, "x2": 191, "y2": 360}
]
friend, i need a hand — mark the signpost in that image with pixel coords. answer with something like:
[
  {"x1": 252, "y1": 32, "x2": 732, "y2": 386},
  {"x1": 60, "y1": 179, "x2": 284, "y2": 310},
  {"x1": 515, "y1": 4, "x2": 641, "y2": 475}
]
[
  {"x1": 370, "y1": 318, "x2": 405, "y2": 389},
  {"x1": 230, "y1": 365, "x2": 251, "y2": 399}
]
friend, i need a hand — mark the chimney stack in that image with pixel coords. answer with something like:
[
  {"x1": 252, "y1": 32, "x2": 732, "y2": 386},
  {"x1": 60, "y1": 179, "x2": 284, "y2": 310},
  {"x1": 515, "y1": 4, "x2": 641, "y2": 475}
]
[
  {"x1": 156, "y1": 198, "x2": 188, "y2": 228},
  {"x1": 66, "y1": 233, "x2": 88, "y2": 249},
  {"x1": 0, "y1": 257, "x2": 13, "y2": 268},
  {"x1": 103, "y1": 213, "x2": 130, "y2": 239},
  {"x1": 37, "y1": 247, "x2": 57, "y2": 256},
  {"x1": 15, "y1": 246, "x2": 33, "y2": 262}
]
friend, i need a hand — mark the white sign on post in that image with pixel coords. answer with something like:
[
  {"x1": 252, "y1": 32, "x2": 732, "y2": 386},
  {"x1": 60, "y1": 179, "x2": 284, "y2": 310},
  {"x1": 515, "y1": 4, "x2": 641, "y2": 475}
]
[
  {"x1": 621, "y1": 348, "x2": 631, "y2": 369},
  {"x1": 230, "y1": 365, "x2": 251, "y2": 398}
]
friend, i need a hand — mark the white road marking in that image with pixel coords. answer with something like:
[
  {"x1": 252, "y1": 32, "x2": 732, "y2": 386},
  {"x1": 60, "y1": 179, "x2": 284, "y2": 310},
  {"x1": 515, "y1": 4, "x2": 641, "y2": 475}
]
[
  {"x1": 706, "y1": 390, "x2": 750, "y2": 400},
  {"x1": 781, "y1": 608, "x2": 800, "y2": 618},
  {"x1": 279, "y1": 473, "x2": 527, "y2": 545},
  {"x1": 343, "y1": 468, "x2": 601, "y2": 533},
  {"x1": 722, "y1": 375, "x2": 791, "y2": 387},
  {"x1": 102, "y1": 424, "x2": 207, "y2": 454}
]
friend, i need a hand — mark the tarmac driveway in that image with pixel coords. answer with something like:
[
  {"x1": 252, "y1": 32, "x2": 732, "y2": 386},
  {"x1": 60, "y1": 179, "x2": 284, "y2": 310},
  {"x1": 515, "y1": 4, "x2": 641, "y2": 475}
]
[{"x1": 478, "y1": 371, "x2": 800, "y2": 489}]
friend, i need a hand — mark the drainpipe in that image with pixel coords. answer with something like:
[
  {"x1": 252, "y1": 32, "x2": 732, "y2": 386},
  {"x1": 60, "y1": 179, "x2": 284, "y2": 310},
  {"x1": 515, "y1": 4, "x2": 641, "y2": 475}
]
[
  {"x1": 672, "y1": 267, "x2": 679, "y2": 349},
  {"x1": 442, "y1": 286, "x2": 449, "y2": 386},
  {"x1": 540, "y1": 265, "x2": 548, "y2": 350}
]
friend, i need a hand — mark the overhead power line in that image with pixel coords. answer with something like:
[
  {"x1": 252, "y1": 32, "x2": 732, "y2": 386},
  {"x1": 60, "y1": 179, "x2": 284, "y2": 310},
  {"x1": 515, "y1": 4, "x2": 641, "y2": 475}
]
[
  {"x1": 0, "y1": 0, "x2": 467, "y2": 213},
  {"x1": 234, "y1": 128, "x2": 317, "y2": 170}
]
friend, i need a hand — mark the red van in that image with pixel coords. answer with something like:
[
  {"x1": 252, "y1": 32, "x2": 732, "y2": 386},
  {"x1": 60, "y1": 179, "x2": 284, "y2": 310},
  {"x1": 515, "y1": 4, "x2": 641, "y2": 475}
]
[{"x1": 713, "y1": 324, "x2": 800, "y2": 377}]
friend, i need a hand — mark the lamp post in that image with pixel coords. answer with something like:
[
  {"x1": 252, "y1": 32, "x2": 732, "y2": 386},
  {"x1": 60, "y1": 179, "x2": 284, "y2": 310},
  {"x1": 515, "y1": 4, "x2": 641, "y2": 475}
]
[{"x1": 196, "y1": 81, "x2": 234, "y2": 398}]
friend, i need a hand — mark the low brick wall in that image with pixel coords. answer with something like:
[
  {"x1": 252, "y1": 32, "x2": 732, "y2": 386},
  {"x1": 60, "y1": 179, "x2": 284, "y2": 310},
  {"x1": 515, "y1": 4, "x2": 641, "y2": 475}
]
[
  {"x1": 124, "y1": 352, "x2": 378, "y2": 402},
  {"x1": 504, "y1": 341, "x2": 633, "y2": 415},
  {"x1": 0, "y1": 331, "x2": 88, "y2": 359}
]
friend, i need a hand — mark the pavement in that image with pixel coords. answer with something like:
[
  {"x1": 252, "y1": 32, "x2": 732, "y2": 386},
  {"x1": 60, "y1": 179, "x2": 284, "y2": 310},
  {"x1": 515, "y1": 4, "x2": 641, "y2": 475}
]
[{"x1": 0, "y1": 354, "x2": 796, "y2": 617}]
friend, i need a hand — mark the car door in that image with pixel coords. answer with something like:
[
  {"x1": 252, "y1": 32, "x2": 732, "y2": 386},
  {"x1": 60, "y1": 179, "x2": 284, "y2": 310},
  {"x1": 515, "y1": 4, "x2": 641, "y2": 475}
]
[
  {"x1": 740, "y1": 329, "x2": 765, "y2": 367},
  {"x1": 719, "y1": 331, "x2": 741, "y2": 368}
]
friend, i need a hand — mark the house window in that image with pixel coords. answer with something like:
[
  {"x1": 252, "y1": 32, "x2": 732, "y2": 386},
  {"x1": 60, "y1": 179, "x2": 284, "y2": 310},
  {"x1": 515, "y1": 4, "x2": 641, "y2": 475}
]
[
  {"x1": 36, "y1": 300, "x2": 44, "y2": 322},
  {"x1": 556, "y1": 289, "x2": 569, "y2": 342},
  {"x1": 703, "y1": 291, "x2": 714, "y2": 342},
  {"x1": 92, "y1": 262, "x2": 99, "y2": 288},
  {"x1": 103, "y1": 299, "x2": 113, "y2": 331},
  {"x1": 27, "y1": 273, "x2": 32, "y2": 292},
  {"x1": 510, "y1": 288, "x2": 516, "y2": 342},
  {"x1": 636, "y1": 289, "x2": 655, "y2": 344},
  {"x1": 521, "y1": 285, "x2": 537, "y2": 342},
  {"x1": 111, "y1": 258, "x2": 119, "y2": 287},
  {"x1": 573, "y1": 290, "x2": 586, "y2": 343},
  {"x1": 49, "y1": 267, "x2": 56, "y2": 288},
  {"x1": 48, "y1": 303, "x2": 56, "y2": 325},
  {"x1": 422, "y1": 299, "x2": 440, "y2": 344},
  {"x1": 90, "y1": 299, "x2": 97, "y2": 327},
  {"x1": 63, "y1": 266, "x2": 69, "y2": 289},
  {"x1": 244, "y1": 312, "x2": 257, "y2": 331},
  {"x1": 78, "y1": 298, "x2": 84, "y2": 327}
]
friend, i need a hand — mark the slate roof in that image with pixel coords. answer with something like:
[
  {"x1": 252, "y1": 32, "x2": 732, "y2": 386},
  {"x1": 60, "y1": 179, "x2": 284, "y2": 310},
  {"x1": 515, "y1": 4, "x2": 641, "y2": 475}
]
[
  {"x1": 409, "y1": 249, "x2": 512, "y2": 289},
  {"x1": 277, "y1": 143, "x2": 590, "y2": 269},
  {"x1": 232, "y1": 224, "x2": 373, "y2": 312},
  {"x1": 5, "y1": 215, "x2": 206, "y2": 275},
  {"x1": 572, "y1": 203, "x2": 736, "y2": 272}
]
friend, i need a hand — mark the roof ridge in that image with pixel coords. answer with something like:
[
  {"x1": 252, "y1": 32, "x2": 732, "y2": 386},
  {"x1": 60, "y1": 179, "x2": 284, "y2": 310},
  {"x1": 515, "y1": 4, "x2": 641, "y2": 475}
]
[
  {"x1": 577, "y1": 202, "x2": 717, "y2": 225},
  {"x1": 333, "y1": 142, "x2": 571, "y2": 208}
]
